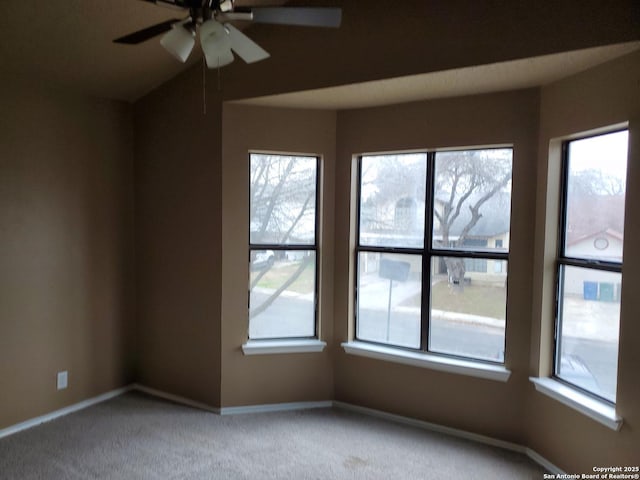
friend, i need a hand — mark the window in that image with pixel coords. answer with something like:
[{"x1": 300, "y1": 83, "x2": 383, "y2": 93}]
[
  {"x1": 248, "y1": 153, "x2": 319, "y2": 340},
  {"x1": 355, "y1": 148, "x2": 512, "y2": 363},
  {"x1": 555, "y1": 130, "x2": 627, "y2": 403}
]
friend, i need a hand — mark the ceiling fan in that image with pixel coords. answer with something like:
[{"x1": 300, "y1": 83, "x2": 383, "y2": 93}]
[{"x1": 114, "y1": 0, "x2": 342, "y2": 68}]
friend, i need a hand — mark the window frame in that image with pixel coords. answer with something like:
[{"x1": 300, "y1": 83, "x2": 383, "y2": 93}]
[
  {"x1": 553, "y1": 129, "x2": 627, "y2": 404},
  {"x1": 354, "y1": 148, "x2": 512, "y2": 365},
  {"x1": 248, "y1": 152, "x2": 321, "y2": 341}
]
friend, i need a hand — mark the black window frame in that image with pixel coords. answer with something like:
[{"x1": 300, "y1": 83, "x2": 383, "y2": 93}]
[
  {"x1": 553, "y1": 129, "x2": 627, "y2": 404},
  {"x1": 248, "y1": 152, "x2": 321, "y2": 340},
  {"x1": 354, "y1": 148, "x2": 512, "y2": 365}
]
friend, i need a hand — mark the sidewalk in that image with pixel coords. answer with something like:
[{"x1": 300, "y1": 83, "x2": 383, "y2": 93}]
[
  {"x1": 561, "y1": 297, "x2": 620, "y2": 342},
  {"x1": 357, "y1": 276, "x2": 619, "y2": 342},
  {"x1": 252, "y1": 278, "x2": 620, "y2": 343},
  {"x1": 359, "y1": 276, "x2": 504, "y2": 329}
]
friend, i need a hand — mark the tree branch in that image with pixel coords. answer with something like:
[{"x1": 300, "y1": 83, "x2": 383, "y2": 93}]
[
  {"x1": 250, "y1": 261, "x2": 273, "y2": 290},
  {"x1": 281, "y1": 190, "x2": 314, "y2": 244},
  {"x1": 257, "y1": 158, "x2": 295, "y2": 240},
  {"x1": 456, "y1": 173, "x2": 510, "y2": 245},
  {"x1": 250, "y1": 256, "x2": 313, "y2": 318}
]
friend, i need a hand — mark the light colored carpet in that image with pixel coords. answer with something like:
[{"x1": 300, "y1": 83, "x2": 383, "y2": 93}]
[{"x1": 0, "y1": 392, "x2": 546, "y2": 479}]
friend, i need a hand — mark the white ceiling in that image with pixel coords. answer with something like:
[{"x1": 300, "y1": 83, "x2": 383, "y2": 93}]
[{"x1": 230, "y1": 42, "x2": 640, "y2": 110}]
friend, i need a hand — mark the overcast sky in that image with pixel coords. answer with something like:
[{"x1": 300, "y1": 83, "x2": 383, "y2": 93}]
[{"x1": 569, "y1": 130, "x2": 628, "y2": 181}]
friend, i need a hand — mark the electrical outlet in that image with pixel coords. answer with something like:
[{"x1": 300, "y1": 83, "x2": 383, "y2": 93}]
[{"x1": 57, "y1": 371, "x2": 68, "y2": 390}]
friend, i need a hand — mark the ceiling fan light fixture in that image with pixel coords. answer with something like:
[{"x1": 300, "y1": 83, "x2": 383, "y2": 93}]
[
  {"x1": 219, "y1": 0, "x2": 234, "y2": 13},
  {"x1": 200, "y1": 19, "x2": 234, "y2": 68},
  {"x1": 160, "y1": 22, "x2": 195, "y2": 63}
]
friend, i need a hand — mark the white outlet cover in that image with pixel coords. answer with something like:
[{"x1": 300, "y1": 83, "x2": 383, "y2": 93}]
[{"x1": 57, "y1": 371, "x2": 68, "y2": 390}]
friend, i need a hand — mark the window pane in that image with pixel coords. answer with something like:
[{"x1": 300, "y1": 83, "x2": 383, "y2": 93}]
[
  {"x1": 250, "y1": 154, "x2": 317, "y2": 245},
  {"x1": 356, "y1": 252, "x2": 422, "y2": 349},
  {"x1": 556, "y1": 265, "x2": 620, "y2": 402},
  {"x1": 359, "y1": 154, "x2": 427, "y2": 248},
  {"x1": 249, "y1": 250, "x2": 315, "y2": 339},
  {"x1": 432, "y1": 149, "x2": 512, "y2": 252},
  {"x1": 429, "y1": 256, "x2": 506, "y2": 362},
  {"x1": 564, "y1": 131, "x2": 627, "y2": 262}
]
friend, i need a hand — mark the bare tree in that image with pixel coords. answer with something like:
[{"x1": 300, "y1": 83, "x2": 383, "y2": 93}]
[
  {"x1": 249, "y1": 154, "x2": 316, "y2": 318},
  {"x1": 250, "y1": 255, "x2": 313, "y2": 317},
  {"x1": 363, "y1": 150, "x2": 511, "y2": 289},
  {"x1": 568, "y1": 168, "x2": 625, "y2": 196},
  {"x1": 433, "y1": 150, "x2": 511, "y2": 287},
  {"x1": 564, "y1": 168, "x2": 626, "y2": 247},
  {"x1": 359, "y1": 154, "x2": 427, "y2": 242},
  {"x1": 250, "y1": 156, "x2": 315, "y2": 244}
]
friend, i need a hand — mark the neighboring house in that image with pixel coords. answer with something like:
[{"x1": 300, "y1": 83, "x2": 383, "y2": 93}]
[
  {"x1": 563, "y1": 229, "x2": 623, "y2": 300},
  {"x1": 563, "y1": 195, "x2": 625, "y2": 300},
  {"x1": 566, "y1": 228, "x2": 623, "y2": 261},
  {"x1": 360, "y1": 191, "x2": 511, "y2": 284},
  {"x1": 565, "y1": 194, "x2": 624, "y2": 260},
  {"x1": 432, "y1": 192, "x2": 510, "y2": 283}
]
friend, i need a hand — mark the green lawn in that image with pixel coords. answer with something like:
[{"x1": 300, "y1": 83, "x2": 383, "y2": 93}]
[
  {"x1": 251, "y1": 261, "x2": 315, "y2": 294},
  {"x1": 401, "y1": 281, "x2": 506, "y2": 319}
]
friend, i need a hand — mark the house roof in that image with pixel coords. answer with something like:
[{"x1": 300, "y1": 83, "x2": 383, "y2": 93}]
[
  {"x1": 567, "y1": 228, "x2": 623, "y2": 247},
  {"x1": 565, "y1": 195, "x2": 625, "y2": 244}
]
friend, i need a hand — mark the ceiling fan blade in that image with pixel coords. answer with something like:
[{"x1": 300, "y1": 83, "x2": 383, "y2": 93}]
[
  {"x1": 246, "y1": 7, "x2": 342, "y2": 28},
  {"x1": 137, "y1": 0, "x2": 190, "y2": 8},
  {"x1": 113, "y1": 19, "x2": 182, "y2": 44},
  {"x1": 225, "y1": 24, "x2": 270, "y2": 64}
]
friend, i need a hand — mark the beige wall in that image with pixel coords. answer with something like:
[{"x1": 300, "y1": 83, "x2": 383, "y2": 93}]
[
  {"x1": 0, "y1": 78, "x2": 135, "y2": 429},
  {"x1": 1, "y1": 2, "x2": 637, "y2": 473},
  {"x1": 129, "y1": 0, "x2": 639, "y2": 416},
  {"x1": 527, "y1": 51, "x2": 640, "y2": 472},
  {"x1": 133, "y1": 70, "x2": 223, "y2": 406},
  {"x1": 220, "y1": 105, "x2": 336, "y2": 407},
  {"x1": 333, "y1": 90, "x2": 540, "y2": 444}
]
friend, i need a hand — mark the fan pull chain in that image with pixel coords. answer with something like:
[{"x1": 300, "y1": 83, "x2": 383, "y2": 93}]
[{"x1": 201, "y1": 56, "x2": 225, "y2": 115}]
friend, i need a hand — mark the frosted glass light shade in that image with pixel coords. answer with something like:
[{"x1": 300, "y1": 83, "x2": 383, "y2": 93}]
[
  {"x1": 160, "y1": 24, "x2": 195, "y2": 63},
  {"x1": 200, "y1": 20, "x2": 234, "y2": 68}
]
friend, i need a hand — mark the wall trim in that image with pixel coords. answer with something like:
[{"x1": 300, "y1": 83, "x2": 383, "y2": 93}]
[
  {"x1": 132, "y1": 384, "x2": 220, "y2": 413},
  {"x1": 242, "y1": 339, "x2": 327, "y2": 355},
  {"x1": 0, "y1": 385, "x2": 134, "y2": 440},
  {"x1": 0, "y1": 384, "x2": 563, "y2": 475},
  {"x1": 341, "y1": 341, "x2": 511, "y2": 382},
  {"x1": 132, "y1": 384, "x2": 332, "y2": 416},
  {"x1": 219, "y1": 400, "x2": 333, "y2": 415},
  {"x1": 525, "y1": 448, "x2": 564, "y2": 475},
  {"x1": 333, "y1": 401, "x2": 563, "y2": 475},
  {"x1": 529, "y1": 377, "x2": 622, "y2": 431}
]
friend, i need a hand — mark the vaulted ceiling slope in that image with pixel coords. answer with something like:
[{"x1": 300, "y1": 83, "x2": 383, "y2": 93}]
[
  {"x1": 231, "y1": 43, "x2": 640, "y2": 109},
  {"x1": 1, "y1": 0, "x2": 638, "y2": 103},
  {"x1": 0, "y1": 0, "x2": 284, "y2": 102}
]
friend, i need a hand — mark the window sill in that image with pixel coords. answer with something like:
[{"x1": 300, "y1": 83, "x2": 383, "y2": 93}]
[
  {"x1": 529, "y1": 377, "x2": 622, "y2": 431},
  {"x1": 242, "y1": 339, "x2": 326, "y2": 355},
  {"x1": 341, "y1": 341, "x2": 511, "y2": 382}
]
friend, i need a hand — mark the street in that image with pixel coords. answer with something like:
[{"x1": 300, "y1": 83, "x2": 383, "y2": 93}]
[{"x1": 250, "y1": 290, "x2": 618, "y2": 400}]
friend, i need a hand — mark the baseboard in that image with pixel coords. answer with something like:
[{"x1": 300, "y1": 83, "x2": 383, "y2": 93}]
[
  {"x1": 333, "y1": 401, "x2": 522, "y2": 452},
  {"x1": 525, "y1": 448, "x2": 564, "y2": 475},
  {"x1": 219, "y1": 400, "x2": 333, "y2": 415},
  {"x1": 132, "y1": 384, "x2": 220, "y2": 414},
  {"x1": 132, "y1": 385, "x2": 332, "y2": 416},
  {"x1": 0, "y1": 385, "x2": 134, "y2": 440},
  {"x1": 333, "y1": 401, "x2": 563, "y2": 475},
  {"x1": 0, "y1": 384, "x2": 563, "y2": 475},
  {"x1": 133, "y1": 389, "x2": 564, "y2": 474}
]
